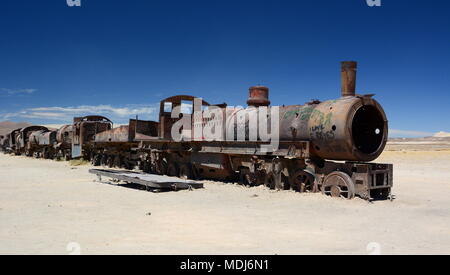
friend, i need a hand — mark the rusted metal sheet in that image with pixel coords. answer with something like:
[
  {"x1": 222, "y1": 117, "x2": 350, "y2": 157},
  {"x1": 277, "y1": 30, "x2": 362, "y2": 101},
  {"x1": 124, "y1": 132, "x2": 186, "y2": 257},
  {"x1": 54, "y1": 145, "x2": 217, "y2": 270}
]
[
  {"x1": 129, "y1": 119, "x2": 158, "y2": 140},
  {"x1": 95, "y1": 119, "x2": 159, "y2": 143},
  {"x1": 72, "y1": 116, "x2": 112, "y2": 146},
  {"x1": 56, "y1": 125, "x2": 73, "y2": 145},
  {"x1": 95, "y1": 125, "x2": 130, "y2": 142},
  {"x1": 29, "y1": 130, "x2": 57, "y2": 146},
  {"x1": 72, "y1": 116, "x2": 113, "y2": 158},
  {"x1": 197, "y1": 141, "x2": 309, "y2": 158}
]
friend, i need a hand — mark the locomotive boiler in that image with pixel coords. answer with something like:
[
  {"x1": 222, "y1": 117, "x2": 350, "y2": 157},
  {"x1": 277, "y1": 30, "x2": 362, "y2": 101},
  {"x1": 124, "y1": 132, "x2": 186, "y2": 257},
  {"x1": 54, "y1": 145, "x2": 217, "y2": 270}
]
[{"x1": 223, "y1": 62, "x2": 387, "y2": 162}]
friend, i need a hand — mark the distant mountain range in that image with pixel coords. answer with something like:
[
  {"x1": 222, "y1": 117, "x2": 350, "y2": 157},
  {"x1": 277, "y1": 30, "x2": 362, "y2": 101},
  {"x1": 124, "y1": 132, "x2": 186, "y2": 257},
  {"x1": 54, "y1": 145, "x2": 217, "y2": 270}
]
[
  {"x1": 389, "y1": 132, "x2": 450, "y2": 142},
  {"x1": 0, "y1": 121, "x2": 31, "y2": 136},
  {"x1": 434, "y1": 131, "x2": 450, "y2": 138}
]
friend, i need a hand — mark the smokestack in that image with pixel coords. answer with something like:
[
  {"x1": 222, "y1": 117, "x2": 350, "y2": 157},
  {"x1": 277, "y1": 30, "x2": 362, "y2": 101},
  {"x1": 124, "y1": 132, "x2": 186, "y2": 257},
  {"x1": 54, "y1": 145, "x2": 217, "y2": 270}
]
[
  {"x1": 341, "y1": 61, "x2": 357, "y2": 97},
  {"x1": 247, "y1": 86, "x2": 270, "y2": 107}
]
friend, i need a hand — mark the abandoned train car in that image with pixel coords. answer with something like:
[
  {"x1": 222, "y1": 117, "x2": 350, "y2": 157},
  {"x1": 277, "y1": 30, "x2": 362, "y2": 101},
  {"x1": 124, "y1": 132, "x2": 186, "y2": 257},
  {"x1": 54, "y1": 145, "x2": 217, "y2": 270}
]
[
  {"x1": 1, "y1": 61, "x2": 393, "y2": 200},
  {"x1": 87, "y1": 61, "x2": 393, "y2": 200}
]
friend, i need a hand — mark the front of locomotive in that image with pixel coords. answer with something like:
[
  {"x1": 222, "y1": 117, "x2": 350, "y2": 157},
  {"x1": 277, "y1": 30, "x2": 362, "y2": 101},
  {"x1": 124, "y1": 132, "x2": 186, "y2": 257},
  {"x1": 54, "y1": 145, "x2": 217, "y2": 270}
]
[
  {"x1": 279, "y1": 61, "x2": 388, "y2": 162},
  {"x1": 302, "y1": 95, "x2": 388, "y2": 161}
]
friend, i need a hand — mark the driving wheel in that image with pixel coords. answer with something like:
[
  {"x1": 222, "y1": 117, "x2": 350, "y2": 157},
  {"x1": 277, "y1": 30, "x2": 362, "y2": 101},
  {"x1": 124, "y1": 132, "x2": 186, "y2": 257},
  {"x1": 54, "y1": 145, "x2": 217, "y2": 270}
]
[
  {"x1": 322, "y1": 171, "x2": 355, "y2": 199},
  {"x1": 291, "y1": 170, "x2": 317, "y2": 192}
]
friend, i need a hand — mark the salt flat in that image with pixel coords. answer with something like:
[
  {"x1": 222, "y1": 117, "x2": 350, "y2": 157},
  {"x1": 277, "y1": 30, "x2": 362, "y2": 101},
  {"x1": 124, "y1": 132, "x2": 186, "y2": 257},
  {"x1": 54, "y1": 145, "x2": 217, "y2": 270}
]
[{"x1": 0, "y1": 151, "x2": 449, "y2": 255}]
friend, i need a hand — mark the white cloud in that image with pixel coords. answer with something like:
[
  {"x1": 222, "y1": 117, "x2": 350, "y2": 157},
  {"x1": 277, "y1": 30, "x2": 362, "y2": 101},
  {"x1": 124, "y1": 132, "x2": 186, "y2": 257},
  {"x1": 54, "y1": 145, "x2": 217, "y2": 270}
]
[
  {"x1": 0, "y1": 88, "x2": 37, "y2": 95},
  {"x1": 0, "y1": 104, "x2": 158, "y2": 123},
  {"x1": 389, "y1": 129, "x2": 434, "y2": 138},
  {"x1": 29, "y1": 105, "x2": 156, "y2": 117}
]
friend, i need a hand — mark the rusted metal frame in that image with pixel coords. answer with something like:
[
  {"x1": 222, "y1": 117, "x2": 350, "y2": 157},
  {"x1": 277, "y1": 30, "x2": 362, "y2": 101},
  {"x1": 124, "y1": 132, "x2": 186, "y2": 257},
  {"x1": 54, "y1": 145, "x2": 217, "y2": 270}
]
[
  {"x1": 89, "y1": 169, "x2": 203, "y2": 190},
  {"x1": 197, "y1": 141, "x2": 310, "y2": 158},
  {"x1": 94, "y1": 119, "x2": 158, "y2": 143},
  {"x1": 136, "y1": 140, "x2": 310, "y2": 160}
]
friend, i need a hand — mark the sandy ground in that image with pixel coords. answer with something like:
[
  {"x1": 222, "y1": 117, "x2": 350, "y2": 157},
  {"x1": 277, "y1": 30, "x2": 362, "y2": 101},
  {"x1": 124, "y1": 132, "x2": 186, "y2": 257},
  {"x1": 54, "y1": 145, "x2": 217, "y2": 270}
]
[{"x1": 0, "y1": 151, "x2": 449, "y2": 255}]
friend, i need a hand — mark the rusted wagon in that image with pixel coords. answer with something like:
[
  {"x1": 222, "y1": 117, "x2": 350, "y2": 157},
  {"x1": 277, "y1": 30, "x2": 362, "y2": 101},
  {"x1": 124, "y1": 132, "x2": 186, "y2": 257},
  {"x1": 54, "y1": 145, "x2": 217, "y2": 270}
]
[
  {"x1": 91, "y1": 119, "x2": 158, "y2": 168},
  {"x1": 71, "y1": 116, "x2": 113, "y2": 159},
  {"x1": 4, "y1": 128, "x2": 22, "y2": 154},
  {"x1": 14, "y1": 126, "x2": 49, "y2": 156},
  {"x1": 3, "y1": 116, "x2": 113, "y2": 160},
  {"x1": 28, "y1": 129, "x2": 57, "y2": 158}
]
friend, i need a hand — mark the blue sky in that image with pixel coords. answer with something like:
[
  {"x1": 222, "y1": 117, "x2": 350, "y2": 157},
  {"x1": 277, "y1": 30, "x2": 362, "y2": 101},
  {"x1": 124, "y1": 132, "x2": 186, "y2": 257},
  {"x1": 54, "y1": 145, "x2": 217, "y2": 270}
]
[{"x1": 0, "y1": 0, "x2": 449, "y2": 137}]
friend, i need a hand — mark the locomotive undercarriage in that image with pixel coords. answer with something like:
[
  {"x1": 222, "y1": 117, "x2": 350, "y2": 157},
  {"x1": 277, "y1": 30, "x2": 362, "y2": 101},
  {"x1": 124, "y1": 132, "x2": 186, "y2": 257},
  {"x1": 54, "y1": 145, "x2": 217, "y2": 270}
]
[
  {"x1": 11, "y1": 145, "x2": 71, "y2": 161},
  {"x1": 85, "y1": 140, "x2": 393, "y2": 200}
]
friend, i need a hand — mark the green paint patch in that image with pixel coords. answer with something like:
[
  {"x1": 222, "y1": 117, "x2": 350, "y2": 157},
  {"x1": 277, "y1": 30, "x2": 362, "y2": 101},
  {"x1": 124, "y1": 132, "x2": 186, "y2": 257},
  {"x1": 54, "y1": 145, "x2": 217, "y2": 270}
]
[{"x1": 69, "y1": 158, "x2": 89, "y2": 166}]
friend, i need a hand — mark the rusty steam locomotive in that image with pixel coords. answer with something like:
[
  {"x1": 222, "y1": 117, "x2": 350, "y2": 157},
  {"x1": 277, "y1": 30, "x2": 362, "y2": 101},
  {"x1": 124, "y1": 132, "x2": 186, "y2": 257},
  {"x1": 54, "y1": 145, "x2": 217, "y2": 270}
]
[{"x1": 0, "y1": 61, "x2": 393, "y2": 200}]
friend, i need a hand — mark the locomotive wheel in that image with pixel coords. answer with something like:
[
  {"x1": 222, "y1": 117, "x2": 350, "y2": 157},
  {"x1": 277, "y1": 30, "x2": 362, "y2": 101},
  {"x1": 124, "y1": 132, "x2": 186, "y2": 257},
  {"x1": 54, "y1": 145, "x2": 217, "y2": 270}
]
[
  {"x1": 123, "y1": 158, "x2": 134, "y2": 170},
  {"x1": 155, "y1": 159, "x2": 168, "y2": 175},
  {"x1": 291, "y1": 170, "x2": 317, "y2": 193},
  {"x1": 264, "y1": 173, "x2": 276, "y2": 190},
  {"x1": 64, "y1": 152, "x2": 71, "y2": 161},
  {"x1": 141, "y1": 160, "x2": 151, "y2": 173},
  {"x1": 238, "y1": 168, "x2": 249, "y2": 186},
  {"x1": 179, "y1": 164, "x2": 193, "y2": 180},
  {"x1": 265, "y1": 173, "x2": 289, "y2": 190},
  {"x1": 91, "y1": 154, "x2": 101, "y2": 166},
  {"x1": 113, "y1": 155, "x2": 122, "y2": 168},
  {"x1": 322, "y1": 171, "x2": 355, "y2": 199},
  {"x1": 239, "y1": 168, "x2": 255, "y2": 186},
  {"x1": 280, "y1": 174, "x2": 290, "y2": 190},
  {"x1": 107, "y1": 156, "x2": 114, "y2": 168},
  {"x1": 100, "y1": 154, "x2": 108, "y2": 167},
  {"x1": 55, "y1": 150, "x2": 62, "y2": 160},
  {"x1": 89, "y1": 153, "x2": 95, "y2": 164},
  {"x1": 167, "y1": 162, "x2": 179, "y2": 177}
]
